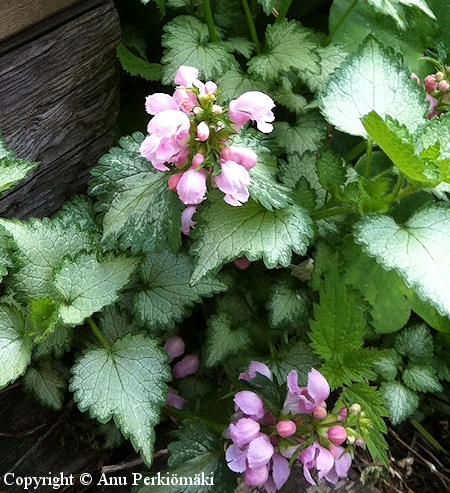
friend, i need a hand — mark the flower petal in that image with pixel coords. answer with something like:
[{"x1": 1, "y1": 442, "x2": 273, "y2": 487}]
[
  {"x1": 247, "y1": 435, "x2": 274, "y2": 469},
  {"x1": 234, "y1": 391, "x2": 265, "y2": 419}
]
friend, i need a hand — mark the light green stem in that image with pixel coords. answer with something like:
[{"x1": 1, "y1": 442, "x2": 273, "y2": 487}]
[
  {"x1": 364, "y1": 137, "x2": 373, "y2": 178},
  {"x1": 324, "y1": 0, "x2": 359, "y2": 46},
  {"x1": 87, "y1": 317, "x2": 110, "y2": 352},
  {"x1": 409, "y1": 417, "x2": 449, "y2": 456},
  {"x1": 242, "y1": 0, "x2": 261, "y2": 54},
  {"x1": 202, "y1": 0, "x2": 217, "y2": 42},
  {"x1": 310, "y1": 204, "x2": 356, "y2": 221},
  {"x1": 274, "y1": 0, "x2": 293, "y2": 23},
  {"x1": 387, "y1": 173, "x2": 404, "y2": 202}
]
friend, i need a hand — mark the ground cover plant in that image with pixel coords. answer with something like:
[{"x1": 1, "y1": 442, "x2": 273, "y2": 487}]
[{"x1": 1, "y1": 0, "x2": 450, "y2": 490}]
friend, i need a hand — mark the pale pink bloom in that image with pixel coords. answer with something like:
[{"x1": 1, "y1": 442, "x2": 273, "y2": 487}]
[
  {"x1": 213, "y1": 160, "x2": 250, "y2": 206},
  {"x1": 173, "y1": 88, "x2": 198, "y2": 114},
  {"x1": 229, "y1": 91, "x2": 275, "y2": 133},
  {"x1": 234, "y1": 391, "x2": 265, "y2": 420},
  {"x1": 229, "y1": 418, "x2": 261, "y2": 447},
  {"x1": 167, "y1": 388, "x2": 186, "y2": 410},
  {"x1": 181, "y1": 206, "x2": 197, "y2": 235},
  {"x1": 204, "y1": 81, "x2": 218, "y2": 94},
  {"x1": 168, "y1": 173, "x2": 182, "y2": 191},
  {"x1": 172, "y1": 354, "x2": 200, "y2": 379},
  {"x1": 196, "y1": 121, "x2": 210, "y2": 141},
  {"x1": 327, "y1": 426, "x2": 347, "y2": 446},
  {"x1": 438, "y1": 79, "x2": 450, "y2": 92},
  {"x1": 192, "y1": 153, "x2": 205, "y2": 167},
  {"x1": 223, "y1": 146, "x2": 258, "y2": 171},
  {"x1": 323, "y1": 445, "x2": 352, "y2": 484},
  {"x1": 298, "y1": 442, "x2": 334, "y2": 485},
  {"x1": 276, "y1": 420, "x2": 296, "y2": 438},
  {"x1": 239, "y1": 361, "x2": 273, "y2": 382},
  {"x1": 225, "y1": 444, "x2": 247, "y2": 472},
  {"x1": 176, "y1": 166, "x2": 208, "y2": 205},
  {"x1": 145, "y1": 93, "x2": 179, "y2": 115},
  {"x1": 164, "y1": 336, "x2": 185, "y2": 363},
  {"x1": 283, "y1": 369, "x2": 330, "y2": 416},
  {"x1": 174, "y1": 65, "x2": 199, "y2": 88},
  {"x1": 313, "y1": 407, "x2": 327, "y2": 420},
  {"x1": 337, "y1": 406, "x2": 347, "y2": 422},
  {"x1": 246, "y1": 466, "x2": 270, "y2": 487},
  {"x1": 247, "y1": 434, "x2": 275, "y2": 471},
  {"x1": 426, "y1": 94, "x2": 438, "y2": 119}
]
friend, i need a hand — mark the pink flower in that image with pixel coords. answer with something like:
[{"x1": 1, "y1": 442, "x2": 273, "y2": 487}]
[
  {"x1": 229, "y1": 418, "x2": 261, "y2": 447},
  {"x1": 239, "y1": 361, "x2": 273, "y2": 382},
  {"x1": 426, "y1": 94, "x2": 438, "y2": 119},
  {"x1": 233, "y1": 256, "x2": 252, "y2": 271},
  {"x1": 424, "y1": 75, "x2": 437, "y2": 93},
  {"x1": 283, "y1": 368, "x2": 330, "y2": 416},
  {"x1": 223, "y1": 146, "x2": 258, "y2": 171},
  {"x1": 164, "y1": 336, "x2": 185, "y2": 363},
  {"x1": 176, "y1": 166, "x2": 208, "y2": 205},
  {"x1": 213, "y1": 160, "x2": 250, "y2": 206},
  {"x1": 167, "y1": 388, "x2": 186, "y2": 410},
  {"x1": 172, "y1": 354, "x2": 200, "y2": 378},
  {"x1": 196, "y1": 121, "x2": 210, "y2": 141},
  {"x1": 181, "y1": 206, "x2": 197, "y2": 235},
  {"x1": 327, "y1": 426, "x2": 347, "y2": 446},
  {"x1": 229, "y1": 91, "x2": 275, "y2": 133},
  {"x1": 234, "y1": 391, "x2": 265, "y2": 420},
  {"x1": 145, "y1": 93, "x2": 179, "y2": 115},
  {"x1": 173, "y1": 88, "x2": 199, "y2": 114},
  {"x1": 276, "y1": 420, "x2": 296, "y2": 438},
  {"x1": 174, "y1": 65, "x2": 200, "y2": 88}
]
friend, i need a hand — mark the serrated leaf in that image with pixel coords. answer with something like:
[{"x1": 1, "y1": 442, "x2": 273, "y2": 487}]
[
  {"x1": 374, "y1": 350, "x2": 402, "y2": 381},
  {"x1": 248, "y1": 19, "x2": 320, "y2": 83},
  {"x1": 319, "y1": 36, "x2": 427, "y2": 138},
  {"x1": 161, "y1": 16, "x2": 237, "y2": 85},
  {"x1": 271, "y1": 111, "x2": 326, "y2": 156},
  {"x1": 316, "y1": 147, "x2": 347, "y2": 192},
  {"x1": 367, "y1": 0, "x2": 435, "y2": 30},
  {"x1": 217, "y1": 68, "x2": 271, "y2": 103},
  {"x1": 309, "y1": 266, "x2": 366, "y2": 361},
  {"x1": 380, "y1": 380, "x2": 419, "y2": 425},
  {"x1": 394, "y1": 324, "x2": 434, "y2": 363},
  {"x1": 354, "y1": 204, "x2": 450, "y2": 318},
  {"x1": 272, "y1": 76, "x2": 309, "y2": 115},
  {"x1": 132, "y1": 249, "x2": 227, "y2": 330},
  {"x1": 0, "y1": 304, "x2": 31, "y2": 388},
  {"x1": 89, "y1": 133, "x2": 183, "y2": 255},
  {"x1": 266, "y1": 275, "x2": 309, "y2": 329},
  {"x1": 0, "y1": 131, "x2": 39, "y2": 194},
  {"x1": 53, "y1": 252, "x2": 140, "y2": 326},
  {"x1": 362, "y1": 112, "x2": 442, "y2": 186},
  {"x1": 418, "y1": 111, "x2": 450, "y2": 160},
  {"x1": 33, "y1": 324, "x2": 73, "y2": 360},
  {"x1": 0, "y1": 217, "x2": 98, "y2": 301},
  {"x1": 28, "y1": 298, "x2": 59, "y2": 343},
  {"x1": 268, "y1": 340, "x2": 316, "y2": 386},
  {"x1": 135, "y1": 419, "x2": 236, "y2": 493},
  {"x1": 402, "y1": 363, "x2": 442, "y2": 392},
  {"x1": 204, "y1": 313, "x2": 250, "y2": 368},
  {"x1": 22, "y1": 360, "x2": 66, "y2": 410},
  {"x1": 257, "y1": 0, "x2": 277, "y2": 15},
  {"x1": 339, "y1": 383, "x2": 389, "y2": 467},
  {"x1": 70, "y1": 333, "x2": 171, "y2": 466},
  {"x1": 189, "y1": 194, "x2": 313, "y2": 284},
  {"x1": 222, "y1": 38, "x2": 255, "y2": 59},
  {"x1": 306, "y1": 43, "x2": 349, "y2": 94},
  {"x1": 116, "y1": 43, "x2": 162, "y2": 81},
  {"x1": 98, "y1": 305, "x2": 141, "y2": 346}
]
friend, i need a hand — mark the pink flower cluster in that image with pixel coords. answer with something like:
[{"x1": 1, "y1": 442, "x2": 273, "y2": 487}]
[
  {"x1": 139, "y1": 66, "x2": 275, "y2": 234},
  {"x1": 412, "y1": 68, "x2": 450, "y2": 119},
  {"x1": 225, "y1": 363, "x2": 367, "y2": 491}
]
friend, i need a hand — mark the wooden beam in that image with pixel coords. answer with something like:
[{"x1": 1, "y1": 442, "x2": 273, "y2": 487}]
[{"x1": 0, "y1": 0, "x2": 84, "y2": 42}]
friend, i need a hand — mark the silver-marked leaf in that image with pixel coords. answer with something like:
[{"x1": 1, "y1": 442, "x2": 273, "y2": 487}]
[
  {"x1": 319, "y1": 36, "x2": 427, "y2": 138},
  {"x1": 380, "y1": 380, "x2": 419, "y2": 425},
  {"x1": 70, "y1": 333, "x2": 171, "y2": 466},
  {"x1": 22, "y1": 360, "x2": 66, "y2": 410},
  {"x1": 367, "y1": 0, "x2": 435, "y2": 30},
  {"x1": 354, "y1": 204, "x2": 450, "y2": 318}
]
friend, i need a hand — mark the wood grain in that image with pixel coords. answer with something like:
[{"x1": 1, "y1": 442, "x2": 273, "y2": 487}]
[
  {"x1": 0, "y1": 0, "x2": 84, "y2": 42},
  {"x1": 0, "y1": 0, "x2": 121, "y2": 219}
]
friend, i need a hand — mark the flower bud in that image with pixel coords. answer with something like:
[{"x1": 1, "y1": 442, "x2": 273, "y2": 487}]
[
  {"x1": 193, "y1": 106, "x2": 203, "y2": 115},
  {"x1": 424, "y1": 75, "x2": 437, "y2": 93},
  {"x1": 212, "y1": 104, "x2": 223, "y2": 114},
  {"x1": 337, "y1": 406, "x2": 347, "y2": 422},
  {"x1": 168, "y1": 173, "x2": 183, "y2": 191},
  {"x1": 164, "y1": 336, "x2": 185, "y2": 362},
  {"x1": 435, "y1": 71, "x2": 445, "y2": 82},
  {"x1": 205, "y1": 81, "x2": 218, "y2": 94},
  {"x1": 172, "y1": 354, "x2": 200, "y2": 378},
  {"x1": 313, "y1": 406, "x2": 327, "y2": 420},
  {"x1": 276, "y1": 420, "x2": 296, "y2": 438},
  {"x1": 327, "y1": 426, "x2": 347, "y2": 446},
  {"x1": 347, "y1": 435, "x2": 355, "y2": 445},
  {"x1": 192, "y1": 153, "x2": 205, "y2": 168},
  {"x1": 355, "y1": 439, "x2": 365, "y2": 447},
  {"x1": 167, "y1": 389, "x2": 186, "y2": 410},
  {"x1": 349, "y1": 403, "x2": 361, "y2": 415},
  {"x1": 438, "y1": 80, "x2": 450, "y2": 92},
  {"x1": 196, "y1": 121, "x2": 210, "y2": 141}
]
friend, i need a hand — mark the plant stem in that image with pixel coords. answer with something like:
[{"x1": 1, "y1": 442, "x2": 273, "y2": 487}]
[
  {"x1": 344, "y1": 140, "x2": 366, "y2": 163},
  {"x1": 162, "y1": 405, "x2": 227, "y2": 434},
  {"x1": 202, "y1": 0, "x2": 217, "y2": 43},
  {"x1": 324, "y1": 0, "x2": 359, "y2": 46},
  {"x1": 242, "y1": 0, "x2": 261, "y2": 54},
  {"x1": 310, "y1": 204, "x2": 356, "y2": 221},
  {"x1": 386, "y1": 173, "x2": 404, "y2": 203},
  {"x1": 87, "y1": 317, "x2": 110, "y2": 352},
  {"x1": 409, "y1": 417, "x2": 449, "y2": 456},
  {"x1": 274, "y1": 0, "x2": 293, "y2": 23},
  {"x1": 364, "y1": 137, "x2": 373, "y2": 178}
]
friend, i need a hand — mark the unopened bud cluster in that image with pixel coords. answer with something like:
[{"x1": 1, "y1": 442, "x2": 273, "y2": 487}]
[
  {"x1": 412, "y1": 64, "x2": 450, "y2": 119},
  {"x1": 225, "y1": 363, "x2": 370, "y2": 492}
]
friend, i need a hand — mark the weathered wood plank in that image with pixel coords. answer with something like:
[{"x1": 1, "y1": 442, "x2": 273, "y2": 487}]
[
  {"x1": 0, "y1": 0, "x2": 84, "y2": 42},
  {"x1": 0, "y1": 0, "x2": 121, "y2": 219}
]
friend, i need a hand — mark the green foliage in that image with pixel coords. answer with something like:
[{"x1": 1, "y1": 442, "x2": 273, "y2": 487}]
[
  {"x1": 366, "y1": 0, "x2": 435, "y2": 30},
  {"x1": 117, "y1": 43, "x2": 162, "y2": 81},
  {"x1": 70, "y1": 333, "x2": 171, "y2": 466},
  {"x1": 380, "y1": 381, "x2": 419, "y2": 425},
  {"x1": 22, "y1": 360, "x2": 66, "y2": 410}
]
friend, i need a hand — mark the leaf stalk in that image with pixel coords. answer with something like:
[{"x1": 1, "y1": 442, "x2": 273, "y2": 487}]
[
  {"x1": 242, "y1": 0, "x2": 261, "y2": 55},
  {"x1": 202, "y1": 0, "x2": 218, "y2": 43},
  {"x1": 87, "y1": 317, "x2": 111, "y2": 352},
  {"x1": 324, "y1": 0, "x2": 359, "y2": 46}
]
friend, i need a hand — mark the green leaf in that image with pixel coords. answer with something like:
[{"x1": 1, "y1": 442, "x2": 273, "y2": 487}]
[
  {"x1": 271, "y1": 111, "x2": 326, "y2": 157},
  {"x1": 204, "y1": 313, "x2": 250, "y2": 368},
  {"x1": 132, "y1": 249, "x2": 227, "y2": 330},
  {"x1": 402, "y1": 363, "x2": 443, "y2": 392},
  {"x1": 257, "y1": 0, "x2": 277, "y2": 15},
  {"x1": 354, "y1": 204, "x2": 450, "y2": 318},
  {"x1": 70, "y1": 333, "x2": 171, "y2": 466},
  {"x1": 0, "y1": 303, "x2": 31, "y2": 388},
  {"x1": 266, "y1": 275, "x2": 309, "y2": 329},
  {"x1": 306, "y1": 43, "x2": 349, "y2": 94},
  {"x1": 380, "y1": 380, "x2": 419, "y2": 425},
  {"x1": 89, "y1": 133, "x2": 183, "y2": 255},
  {"x1": 316, "y1": 147, "x2": 347, "y2": 192},
  {"x1": 418, "y1": 111, "x2": 450, "y2": 160},
  {"x1": 53, "y1": 252, "x2": 139, "y2": 326},
  {"x1": 28, "y1": 298, "x2": 59, "y2": 343},
  {"x1": 98, "y1": 305, "x2": 141, "y2": 346},
  {"x1": 33, "y1": 324, "x2": 73, "y2": 360},
  {"x1": 339, "y1": 383, "x2": 389, "y2": 467},
  {"x1": 116, "y1": 43, "x2": 162, "y2": 81},
  {"x1": 248, "y1": 19, "x2": 320, "y2": 83},
  {"x1": 374, "y1": 350, "x2": 402, "y2": 381},
  {"x1": 394, "y1": 324, "x2": 434, "y2": 363},
  {"x1": 222, "y1": 38, "x2": 255, "y2": 59},
  {"x1": 319, "y1": 36, "x2": 427, "y2": 138},
  {"x1": 367, "y1": 0, "x2": 435, "y2": 30},
  {"x1": 309, "y1": 266, "x2": 366, "y2": 361},
  {"x1": 22, "y1": 360, "x2": 66, "y2": 410},
  {"x1": 161, "y1": 16, "x2": 237, "y2": 85},
  {"x1": 362, "y1": 112, "x2": 442, "y2": 186},
  {"x1": 0, "y1": 131, "x2": 39, "y2": 194},
  {"x1": 189, "y1": 194, "x2": 313, "y2": 284},
  {"x1": 135, "y1": 419, "x2": 236, "y2": 493},
  {"x1": 217, "y1": 68, "x2": 271, "y2": 104}
]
